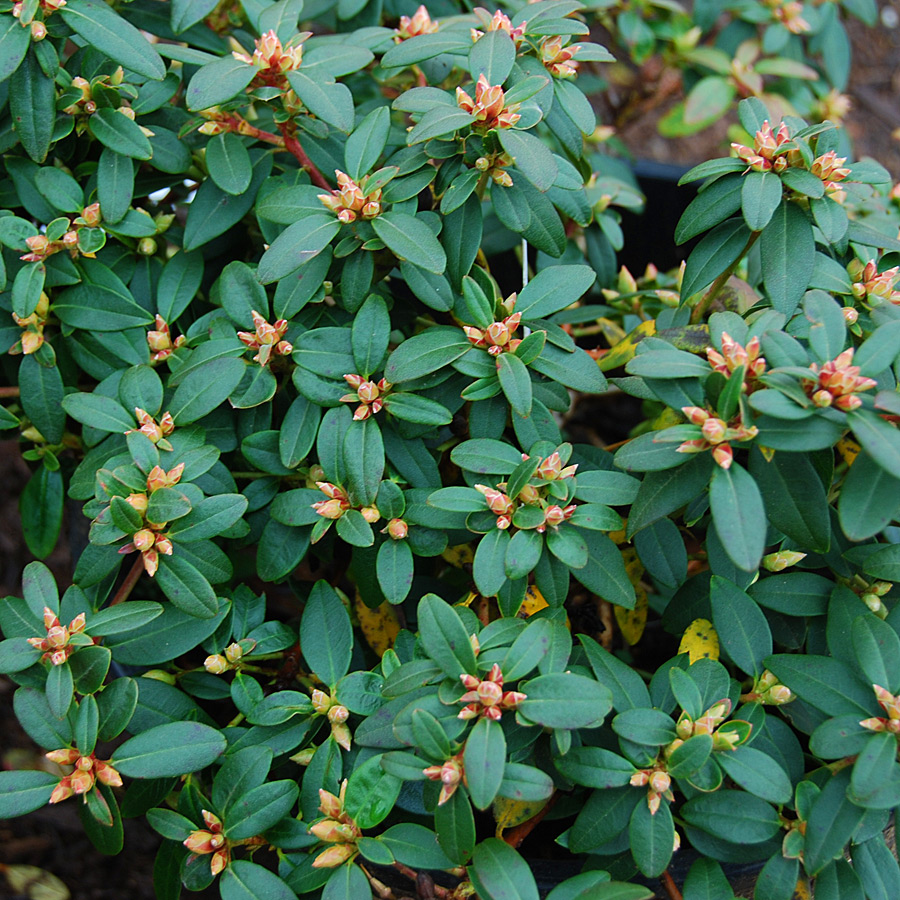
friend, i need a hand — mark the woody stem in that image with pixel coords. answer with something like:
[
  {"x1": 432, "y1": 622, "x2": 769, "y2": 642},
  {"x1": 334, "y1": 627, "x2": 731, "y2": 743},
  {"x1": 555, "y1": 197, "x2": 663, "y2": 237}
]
[
  {"x1": 0, "y1": 386, "x2": 20, "y2": 398},
  {"x1": 109, "y1": 556, "x2": 144, "y2": 606},
  {"x1": 689, "y1": 231, "x2": 761, "y2": 324},
  {"x1": 660, "y1": 870, "x2": 683, "y2": 900},
  {"x1": 502, "y1": 791, "x2": 558, "y2": 849},
  {"x1": 278, "y1": 122, "x2": 331, "y2": 190}
]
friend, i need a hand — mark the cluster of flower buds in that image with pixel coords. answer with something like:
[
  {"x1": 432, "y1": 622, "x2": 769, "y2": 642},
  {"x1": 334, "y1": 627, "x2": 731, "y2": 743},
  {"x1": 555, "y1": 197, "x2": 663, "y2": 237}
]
[
  {"x1": 237, "y1": 310, "x2": 292, "y2": 367},
  {"x1": 805, "y1": 348, "x2": 877, "y2": 412},
  {"x1": 538, "y1": 503, "x2": 577, "y2": 533},
  {"x1": 673, "y1": 699, "x2": 751, "y2": 751},
  {"x1": 382, "y1": 518, "x2": 408, "y2": 540},
  {"x1": 184, "y1": 810, "x2": 230, "y2": 876},
  {"x1": 205, "y1": 639, "x2": 257, "y2": 675},
  {"x1": 396, "y1": 4, "x2": 439, "y2": 40},
  {"x1": 232, "y1": 30, "x2": 309, "y2": 89},
  {"x1": 474, "y1": 483, "x2": 515, "y2": 529},
  {"x1": 312, "y1": 482, "x2": 352, "y2": 520},
  {"x1": 630, "y1": 768, "x2": 673, "y2": 815},
  {"x1": 339, "y1": 374, "x2": 390, "y2": 420},
  {"x1": 10, "y1": 291, "x2": 50, "y2": 356},
  {"x1": 457, "y1": 75, "x2": 521, "y2": 131},
  {"x1": 121, "y1": 462, "x2": 186, "y2": 524},
  {"x1": 47, "y1": 749, "x2": 122, "y2": 804},
  {"x1": 470, "y1": 9, "x2": 527, "y2": 45},
  {"x1": 747, "y1": 670, "x2": 794, "y2": 706},
  {"x1": 731, "y1": 120, "x2": 794, "y2": 173},
  {"x1": 423, "y1": 752, "x2": 466, "y2": 805},
  {"x1": 128, "y1": 408, "x2": 175, "y2": 450},
  {"x1": 318, "y1": 171, "x2": 382, "y2": 224},
  {"x1": 860, "y1": 580, "x2": 892, "y2": 618},
  {"x1": 309, "y1": 782, "x2": 361, "y2": 868},
  {"x1": 810, "y1": 150, "x2": 852, "y2": 203},
  {"x1": 123, "y1": 526, "x2": 173, "y2": 577},
  {"x1": 464, "y1": 312, "x2": 522, "y2": 357},
  {"x1": 762, "y1": 549, "x2": 807, "y2": 572},
  {"x1": 458, "y1": 664, "x2": 526, "y2": 721},
  {"x1": 312, "y1": 689, "x2": 352, "y2": 750},
  {"x1": 764, "y1": 0, "x2": 810, "y2": 33},
  {"x1": 849, "y1": 259, "x2": 900, "y2": 306},
  {"x1": 27, "y1": 607, "x2": 87, "y2": 666},
  {"x1": 535, "y1": 451, "x2": 579, "y2": 482},
  {"x1": 474, "y1": 152, "x2": 514, "y2": 188},
  {"x1": 147, "y1": 315, "x2": 186, "y2": 363},
  {"x1": 706, "y1": 332, "x2": 766, "y2": 389},
  {"x1": 860, "y1": 685, "x2": 900, "y2": 734},
  {"x1": 678, "y1": 407, "x2": 759, "y2": 470},
  {"x1": 21, "y1": 204, "x2": 102, "y2": 263},
  {"x1": 540, "y1": 36, "x2": 581, "y2": 78},
  {"x1": 12, "y1": 0, "x2": 65, "y2": 39}
]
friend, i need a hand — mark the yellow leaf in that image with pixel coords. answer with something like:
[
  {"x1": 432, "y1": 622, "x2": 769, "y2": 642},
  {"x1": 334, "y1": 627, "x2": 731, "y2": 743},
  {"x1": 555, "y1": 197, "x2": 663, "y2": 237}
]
[
  {"x1": 651, "y1": 406, "x2": 684, "y2": 432},
  {"x1": 492, "y1": 796, "x2": 544, "y2": 836},
  {"x1": 353, "y1": 594, "x2": 400, "y2": 658},
  {"x1": 597, "y1": 319, "x2": 656, "y2": 371},
  {"x1": 615, "y1": 588, "x2": 648, "y2": 645},
  {"x1": 520, "y1": 584, "x2": 549, "y2": 617},
  {"x1": 2, "y1": 865, "x2": 70, "y2": 900},
  {"x1": 679, "y1": 618, "x2": 720, "y2": 663},
  {"x1": 837, "y1": 437, "x2": 860, "y2": 467},
  {"x1": 442, "y1": 543, "x2": 475, "y2": 568}
]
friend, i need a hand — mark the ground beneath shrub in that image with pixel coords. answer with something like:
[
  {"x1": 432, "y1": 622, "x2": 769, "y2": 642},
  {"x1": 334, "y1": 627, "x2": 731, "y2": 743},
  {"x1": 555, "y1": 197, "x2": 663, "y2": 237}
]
[{"x1": 3, "y1": 7, "x2": 900, "y2": 897}]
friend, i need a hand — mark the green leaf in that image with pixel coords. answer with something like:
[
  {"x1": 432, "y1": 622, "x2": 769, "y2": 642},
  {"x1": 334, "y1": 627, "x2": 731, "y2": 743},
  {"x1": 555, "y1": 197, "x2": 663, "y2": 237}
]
[
  {"x1": 710, "y1": 575, "x2": 772, "y2": 677},
  {"x1": 220, "y1": 860, "x2": 294, "y2": 900},
  {"x1": 287, "y1": 71, "x2": 354, "y2": 132},
  {"x1": 206, "y1": 133, "x2": 252, "y2": 195},
  {"x1": 345, "y1": 106, "x2": 391, "y2": 181},
  {"x1": 372, "y1": 212, "x2": 447, "y2": 274},
  {"x1": 709, "y1": 462, "x2": 766, "y2": 572},
  {"x1": 417, "y1": 593, "x2": 477, "y2": 679},
  {"x1": 157, "y1": 250, "x2": 204, "y2": 323},
  {"x1": 377, "y1": 538, "x2": 414, "y2": 604},
  {"x1": 803, "y1": 770, "x2": 865, "y2": 874},
  {"x1": 0, "y1": 16, "x2": 31, "y2": 84},
  {"x1": 344, "y1": 417, "x2": 383, "y2": 507},
  {"x1": 716, "y1": 745, "x2": 792, "y2": 804},
  {"x1": 169, "y1": 357, "x2": 246, "y2": 424},
  {"x1": 168, "y1": 495, "x2": 248, "y2": 542},
  {"x1": 434, "y1": 788, "x2": 475, "y2": 864},
  {"x1": 62, "y1": 392, "x2": 135, "y2": 433},
  {"x1": 385, "y1": 327, "x2": 470, "y2": 383},
  {"x1": 383, "y1": 32, "x2": 471, "y2": 67},
  {"x1": 155, "y1": 554, "x2": 218, "y2": 618},
  {"x1": 847, "y1": 408, "x2": 900, "y2": 479},
  {"x1": 675, "y1": 174, "x2": 743, "y2": 244},
  {"x1": 257, "y1": 214, "x2": 340, "y2": 283},
  {"x1": 474, "y1": 527, "x2": 511, "y2": 596},
  {"x1": 464, "y1": 716, "x2": 507, "y2": 809},
  {"x1": 516, "y1": 265, "x2": 596, "y2": 320},
  {"x1": 629, "y1": 796, "x2": 674, "y2": 877},
  {"x1": 496, "y1": 352, "x2": 532, "y2": 418},
  {"x1": 0, "y1": 770, "x2": 59, "y2": 819},
  {"x1": 741, "y1": 170, "x2": 783, "y2": 231},
  {"x1": 225, "y1": 780, "x2": 299, "y2": 840},
  {"x1": 851, "y1": 615, "x2": 900, "y2": 694},
  {"x1": 849, "y1": 731, "x2": 900, "y2": 807},
  {"x1": 760, "y1": 200, "x2": 815, "y2": 316},
  {"x1": 681, "y1": 790, "x2": 780, "y2": 844},
  {"x1": 97, "y1": 148, "x2": 135, "y2": 225},
  {"x1": 498, "y1": 128, "x2": 558, "y2": 192},
  {"x1": 681, "y1": 218, "x2": 751, "y2": 300},
  {"x1": 300, "y1": 581, "x2": 353, "y2": 686},
  {"x1": 839, "y1": 452, "x2": 900, "y2": 541},
  {"x1": 112, "y1": 721, "x2": 226, "y2": 778},
  {"x1": 61, "y1": 0, "x2": 166, "y2": 81},
  {"x1": 518, "y1": 673, "x2": 612, "y2": 729},
  {"x1": 469, "y1": 29, "x2": 515, "y2": 84},
  {"x1": 407, "y1": 106, "x2": 475, "y2": 144},
  {"x1": 380, "y1": 823, "x2": 456, "y2": 869},
  {"x1": 10, "y1": 49, "x2": 56, "y2": 163},
  {"x1": 470, "y1": 838, "x2": 539, "y2": 900},
  {"x1": 572, "y1": 530, "x2": 635, "y2": 608},
  {"x1": 90, "y1": 108, "x2": 152, "y2": 160},
  {"x1": 19, "y1": 355, "x2": 64, "y2": 444},
  {"x1": 765, "y1": 654, "x2": 873, "y2": 716},
  {"x1": 20, "y1": 464, "x2": 63, "y2": 559},
  {"x1": 186, "y1": 56, "x2": 255, "y2": 111}
]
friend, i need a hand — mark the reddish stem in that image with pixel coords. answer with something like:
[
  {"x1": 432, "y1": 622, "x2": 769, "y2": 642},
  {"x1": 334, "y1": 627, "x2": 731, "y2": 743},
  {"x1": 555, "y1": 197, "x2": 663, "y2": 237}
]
[
  {"x1": 660, "y1": 870, "x2": 683, "y2": 900},
  {"x1": 502, "y1": 791, "x2": 558, "y2": 849},
  {"x1": 278, "y1": 123, "x2": 331, "y2": 189},
  {"x1": 0, "y1": 386, "x2": 20, "y2": 398},
  {"x1": 109, "y1": 556, "x2": 144, "y2": 606}
]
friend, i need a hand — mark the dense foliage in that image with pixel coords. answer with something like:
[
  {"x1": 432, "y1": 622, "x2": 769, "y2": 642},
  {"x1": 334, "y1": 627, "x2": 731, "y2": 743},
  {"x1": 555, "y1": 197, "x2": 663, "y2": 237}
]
[{"x1": 1, "y1": 1, "x2": 900, "y2": 900}]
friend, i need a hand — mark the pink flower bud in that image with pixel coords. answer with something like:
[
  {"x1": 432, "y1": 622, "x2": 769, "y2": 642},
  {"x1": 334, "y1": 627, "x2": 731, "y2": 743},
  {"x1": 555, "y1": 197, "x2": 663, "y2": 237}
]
[{"x1": 387, "y1": 518, "x2": 408, "y2": 540}]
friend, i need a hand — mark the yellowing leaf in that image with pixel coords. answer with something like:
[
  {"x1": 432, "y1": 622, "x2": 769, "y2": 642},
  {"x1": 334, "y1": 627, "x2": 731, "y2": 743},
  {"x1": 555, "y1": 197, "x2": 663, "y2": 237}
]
[
  {"x1": 493, "y1": 796, "x2": 544, "y2": 836},
  {"x1": 520, "y1": 584, "x2": 549, "y2": 618},
  {"x1": 3, "y1": 866, "x2": 70, "y2": 900},
  {"x1": 837, "y1": 437, "x2": 860, "y2": 466},
  {"x1": 679, "y1": 618, "x2": 720, "y2": 663},
  {"x1": 442, "y1": 543, "x2": 475, "y2": 568},
  {"x1": 597, "y1": 319, "x2": 656, "y2": 371},
  {"x1": 651, "y1": 406, "x2": 684, "y2": 431},
  {"x1": 615, "y1": 588, "x2": 647, "y2": 645},
  {"x1": 353, "y1": 593, "x2": 400, "y2": 657}
]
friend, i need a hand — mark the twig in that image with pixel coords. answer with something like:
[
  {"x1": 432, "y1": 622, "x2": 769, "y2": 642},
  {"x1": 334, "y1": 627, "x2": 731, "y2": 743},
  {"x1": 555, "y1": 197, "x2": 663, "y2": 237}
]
[
  {"x1": 393, "y1": 863, "x2": 453, "y2": 899},
  {"x1": 660, "y1": 869, "x2": 683, "y2": 900},
  {"x1": 0, "y1": 386, "x2": 21, "y2": 398},
  {"x1": 689, "y1": 231, "x2": 761, "y2": 324},
  {"x1": 109, "y1": 556, "x2": 144, "y2": 606},
  {"x1": 502, "y1": 791, "x2": 558, "y2": 849},
  {"x1": 278, "y1": 122, "x2": 331, "y2": 190}
]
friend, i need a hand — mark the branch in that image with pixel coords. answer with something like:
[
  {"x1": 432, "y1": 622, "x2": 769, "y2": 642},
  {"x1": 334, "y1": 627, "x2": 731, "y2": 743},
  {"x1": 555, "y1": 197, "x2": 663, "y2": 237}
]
[
  {"x1": 689, "y1": 230, "x2": 761, "y2": 324},
  {"x1": 660, "y1": 869, "x2": 683, "y2": 900},
  {"x1": 0, "y1": 386, "x2": 20, "y2": 398},
  {"x1": 278, "y1": 122, "x2": 331, "y2": 190},
  {"x1": 109, "y1": 556, "x2": 144, "y2": 606}
]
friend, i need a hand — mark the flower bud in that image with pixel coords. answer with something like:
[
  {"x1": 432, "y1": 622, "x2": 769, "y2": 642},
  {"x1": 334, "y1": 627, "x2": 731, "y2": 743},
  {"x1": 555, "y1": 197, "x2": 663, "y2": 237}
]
[
  {"x1": 650, "y1": 771, "x2": 671, "y2": 794},
  {"x1": 387, "y1": 518, "x2": 408, "y2": 540},
  {"x1": 327, "y1": 704, "x2": 349, "y2": 724},
  {"x1": 762, "y1": 550, "x2": 806, "y2": 572},
  {"x1": 360, "y1": 506, "x2": 380, "y2": 523},
  {"x1": 205, "y1": 654, "x2": 229, "y2": 674},
  {"x1": 31, "y1": 21, "x2": 47, "y2": 40},
  {"x1": 141, "y1": 669, "x2": 177, "y2": 685}
]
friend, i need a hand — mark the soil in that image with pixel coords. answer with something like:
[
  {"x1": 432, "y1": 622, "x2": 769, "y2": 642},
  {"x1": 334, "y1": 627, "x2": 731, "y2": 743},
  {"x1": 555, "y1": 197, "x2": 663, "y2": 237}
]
[{"x1": 3, "y1": 6, "x2": 900, "y2": 898}]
